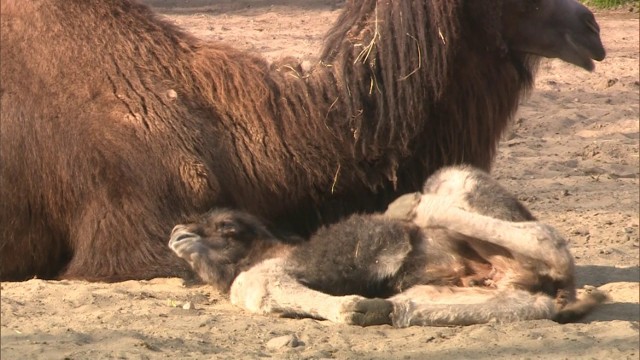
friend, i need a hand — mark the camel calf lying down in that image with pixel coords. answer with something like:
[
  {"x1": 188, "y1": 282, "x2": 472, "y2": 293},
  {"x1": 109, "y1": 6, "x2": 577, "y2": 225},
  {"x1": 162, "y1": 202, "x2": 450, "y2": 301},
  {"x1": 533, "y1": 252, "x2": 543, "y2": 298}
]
[{"x1": 169, "y1": 166, "x2": 606, "y2": 327}]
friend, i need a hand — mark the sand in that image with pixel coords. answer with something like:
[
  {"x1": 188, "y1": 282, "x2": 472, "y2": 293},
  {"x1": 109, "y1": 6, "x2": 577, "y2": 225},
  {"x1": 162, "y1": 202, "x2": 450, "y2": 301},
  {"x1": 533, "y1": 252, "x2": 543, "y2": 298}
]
[{"x1": 2, "y1": 1, "x2": 638, "y2": 359}]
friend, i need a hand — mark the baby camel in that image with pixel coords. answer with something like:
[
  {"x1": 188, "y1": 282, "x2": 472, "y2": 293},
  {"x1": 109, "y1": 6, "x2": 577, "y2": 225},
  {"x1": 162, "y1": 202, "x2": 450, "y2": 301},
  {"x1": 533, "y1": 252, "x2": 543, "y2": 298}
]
[{"x1": 169, "y1": 166, "x2": 605, "y2": 327}]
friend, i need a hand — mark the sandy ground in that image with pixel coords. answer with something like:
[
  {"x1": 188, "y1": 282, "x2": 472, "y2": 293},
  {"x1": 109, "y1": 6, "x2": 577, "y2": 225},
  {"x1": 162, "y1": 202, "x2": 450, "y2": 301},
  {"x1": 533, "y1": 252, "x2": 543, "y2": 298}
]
[{"x1": 1, "y1": 1, "x2": 638, "y2": 359}]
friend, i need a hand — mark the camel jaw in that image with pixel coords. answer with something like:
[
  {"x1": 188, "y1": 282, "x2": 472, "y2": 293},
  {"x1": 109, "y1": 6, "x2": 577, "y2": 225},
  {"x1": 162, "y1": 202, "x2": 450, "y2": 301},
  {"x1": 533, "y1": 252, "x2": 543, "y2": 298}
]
[
  {"x1": 513, "y1": 30, "x2": 606, "y2": 72},
  {"x1": 559, "y1": 32, "x2": 606, "y2": 72}
]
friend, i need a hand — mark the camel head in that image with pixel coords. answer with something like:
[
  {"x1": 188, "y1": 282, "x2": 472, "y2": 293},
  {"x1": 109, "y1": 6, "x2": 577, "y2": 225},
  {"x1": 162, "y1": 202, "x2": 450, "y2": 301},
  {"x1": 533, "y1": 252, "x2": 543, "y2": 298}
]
[
  {"x1": 502, "y1": 0, "x2": 606, "y2": 71},
  {"x1": 168, "y1": 209, "x2": 280, "y2": 290}
]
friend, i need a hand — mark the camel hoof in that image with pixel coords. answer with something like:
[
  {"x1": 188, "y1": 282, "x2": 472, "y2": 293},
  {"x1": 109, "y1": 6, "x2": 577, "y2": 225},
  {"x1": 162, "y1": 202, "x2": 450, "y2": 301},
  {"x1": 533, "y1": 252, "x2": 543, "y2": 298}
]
[
  {"x1": 339, "y1": 297, "x2": 393, "y2": 326},
  {"x1": 385, "y1": 192, "x2": 421, "y2": 221}
]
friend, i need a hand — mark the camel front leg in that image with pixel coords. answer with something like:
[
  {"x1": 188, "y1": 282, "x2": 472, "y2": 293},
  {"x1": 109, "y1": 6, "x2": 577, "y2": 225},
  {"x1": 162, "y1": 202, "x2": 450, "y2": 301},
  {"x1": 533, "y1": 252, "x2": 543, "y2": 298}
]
[
  {"x1": 389, "y1": 285, "x2": 556, "y2": 327},
  {"x1": 230, "y1": 258, "x2": 393, "y2": 326}
]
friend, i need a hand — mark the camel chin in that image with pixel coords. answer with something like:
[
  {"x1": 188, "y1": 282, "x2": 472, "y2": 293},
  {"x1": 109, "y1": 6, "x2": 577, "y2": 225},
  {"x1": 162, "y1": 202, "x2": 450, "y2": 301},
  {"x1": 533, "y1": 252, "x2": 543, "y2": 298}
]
[{"x1": 559, "y1": 31, "x2": 606, "y2": 72}]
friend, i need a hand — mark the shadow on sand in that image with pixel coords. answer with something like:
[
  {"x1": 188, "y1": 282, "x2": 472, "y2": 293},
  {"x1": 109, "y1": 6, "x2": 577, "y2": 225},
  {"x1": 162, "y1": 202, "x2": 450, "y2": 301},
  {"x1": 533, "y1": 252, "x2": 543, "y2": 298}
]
[
  {"x1": 576, "y1": 265, "x2": 639, "y2": 322},
  {"x1": 576, "y1": 265, "x2": 639, "y2": 287}
]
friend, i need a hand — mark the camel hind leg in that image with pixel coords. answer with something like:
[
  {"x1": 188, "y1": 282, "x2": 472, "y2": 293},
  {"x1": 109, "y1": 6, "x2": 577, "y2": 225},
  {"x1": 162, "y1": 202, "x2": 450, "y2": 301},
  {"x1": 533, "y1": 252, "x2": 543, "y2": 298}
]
[
  {"x1": 389, "y1": 285, "x2": 556, "y2": 327},
  {"x1": 386, "y1": 166, "x2": 588, "y2": 316},
  {"x1": 413, "y1": 195, "x2": 574, "y2": 281},
  {"x1": 386, "y1": 166, "x2": 574, "y2": 284},
  {"x1": 422, "y1": 165, "x2": 535, "y2": 221},
  {"x1": 385, "y1": 165, "x2": 534, "y2": 224},
  {"x1": 420, "y1": 166, "x2": 570, "y2": 272}
]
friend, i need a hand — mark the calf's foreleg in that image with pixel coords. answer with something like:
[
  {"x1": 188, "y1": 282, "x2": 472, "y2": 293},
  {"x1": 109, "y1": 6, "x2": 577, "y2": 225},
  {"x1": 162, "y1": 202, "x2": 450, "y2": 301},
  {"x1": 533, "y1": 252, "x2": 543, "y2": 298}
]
[{"x1": 230, "y1": 258, "x2": 393, "y2": 326}]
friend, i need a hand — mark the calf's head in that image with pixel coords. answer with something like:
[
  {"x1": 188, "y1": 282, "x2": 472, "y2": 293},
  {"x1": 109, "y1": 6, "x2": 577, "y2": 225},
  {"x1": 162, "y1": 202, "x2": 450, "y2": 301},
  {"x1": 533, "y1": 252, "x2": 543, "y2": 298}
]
[{"x1": 169, "y1": 209, "x2": 279, "y2": 291}]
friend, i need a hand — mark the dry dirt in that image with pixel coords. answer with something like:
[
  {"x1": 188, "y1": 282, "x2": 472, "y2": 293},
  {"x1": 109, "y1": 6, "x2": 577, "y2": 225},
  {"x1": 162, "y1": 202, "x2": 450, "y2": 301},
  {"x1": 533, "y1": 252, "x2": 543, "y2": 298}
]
[{"x1": 1, "y1": 1, "x2": 638, "y2": 359}]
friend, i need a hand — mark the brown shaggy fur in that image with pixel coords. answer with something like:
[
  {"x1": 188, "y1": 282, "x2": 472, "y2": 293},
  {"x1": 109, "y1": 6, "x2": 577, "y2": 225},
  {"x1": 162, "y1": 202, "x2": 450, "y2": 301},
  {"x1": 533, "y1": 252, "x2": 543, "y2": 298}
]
[{"x1": 0, "y1": 0, "x2": 604, "y2": 281}]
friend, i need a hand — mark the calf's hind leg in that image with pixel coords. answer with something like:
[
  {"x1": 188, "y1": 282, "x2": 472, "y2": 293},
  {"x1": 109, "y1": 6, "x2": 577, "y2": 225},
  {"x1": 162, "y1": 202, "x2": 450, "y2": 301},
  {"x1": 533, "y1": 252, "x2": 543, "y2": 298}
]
[
  {"x1": 413, "y1": 195, "x2": 574, "y2": 280},
  {"x1": 386, "y1": 166, "x2": 573, "y2": 280},
  {"x1": 390, "y1": 285, "x2": 556, "y2": 327}
]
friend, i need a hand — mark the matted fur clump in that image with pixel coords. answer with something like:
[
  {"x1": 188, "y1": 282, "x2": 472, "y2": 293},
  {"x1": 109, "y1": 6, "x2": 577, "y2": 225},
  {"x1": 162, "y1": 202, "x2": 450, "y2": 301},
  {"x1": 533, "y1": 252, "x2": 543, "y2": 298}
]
[{"x1": 0, "y1": 0, "x2": 604, "y2": 281}]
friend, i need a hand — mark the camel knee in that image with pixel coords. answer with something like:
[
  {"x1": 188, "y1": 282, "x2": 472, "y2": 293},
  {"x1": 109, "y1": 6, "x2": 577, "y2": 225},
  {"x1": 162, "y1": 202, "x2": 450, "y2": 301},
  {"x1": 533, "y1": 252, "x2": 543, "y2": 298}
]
[{"x1": 526, "y1": 222, "x2": 569, "y2": 251}]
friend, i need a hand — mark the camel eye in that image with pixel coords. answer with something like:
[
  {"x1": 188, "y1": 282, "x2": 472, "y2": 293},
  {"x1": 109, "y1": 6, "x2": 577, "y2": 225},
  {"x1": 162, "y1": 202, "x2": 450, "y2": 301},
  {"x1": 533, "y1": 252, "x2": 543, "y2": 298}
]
[{"x1": 217, "y1": 220, "x2": 238, "y2": 237}]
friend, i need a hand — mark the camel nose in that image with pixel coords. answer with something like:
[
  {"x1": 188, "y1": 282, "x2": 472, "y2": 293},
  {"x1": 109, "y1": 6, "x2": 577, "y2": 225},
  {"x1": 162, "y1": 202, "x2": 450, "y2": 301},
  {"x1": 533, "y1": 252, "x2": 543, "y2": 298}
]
[
  {"x1": 171, "y1": 224, "x2": 187, "y2": 237},
  {"x1": 585, "y1": 15, "x2": 599, "y2": 35},
  {"x1": 580, "y1": 10, "x2": 606, "y2": 61}
]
